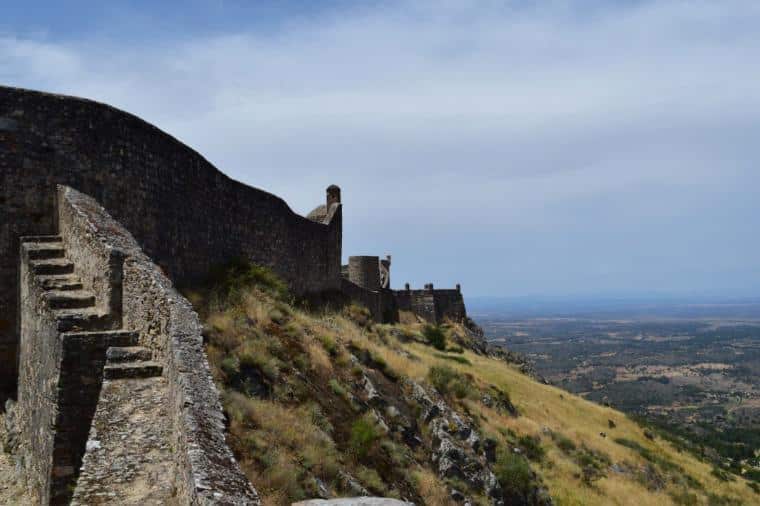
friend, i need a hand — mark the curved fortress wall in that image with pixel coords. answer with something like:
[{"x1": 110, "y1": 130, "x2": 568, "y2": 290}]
[{"x1": 0, "y1": 85, "x2": 342, "y2": 399}]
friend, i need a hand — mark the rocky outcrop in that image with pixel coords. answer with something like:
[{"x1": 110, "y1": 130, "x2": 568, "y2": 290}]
[
  {"x1": 403, "y1": 379, "x2": 552, "y2": 506},
  {"x1": 404, "y1": 380, "x2": 504, "y2": 505}
]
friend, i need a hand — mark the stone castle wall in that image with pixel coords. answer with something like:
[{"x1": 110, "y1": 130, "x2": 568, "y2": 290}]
[
  {"x1": 347, "y1": 256, "x2": 381, "y2": 292},
  {"x1": 340, "y1": 257, "x2": 468, "y2": 325},
  {"x1": 0, "y1": 85, "x2": 341, "y2": 400},
  {"x1": 12, "y1": 186, "x2": 257, "y2": 504},
  {"x1": 394, "y1": 286, "x2": 467, "y2": 324}
]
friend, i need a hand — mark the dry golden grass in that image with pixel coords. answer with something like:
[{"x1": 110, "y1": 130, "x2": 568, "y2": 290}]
[
  {"x1": 226, "y1": 393, "x2": 341, "y2": 505},
  {"x1": 414, "y1": 467, "x2": 457, "y2": 506},
  {"x1": 394, "y1": 328, "x2": 758, "y2": 506},
  {"x1": 196, "y1": 274, "x2": 756, "y2": 506}
]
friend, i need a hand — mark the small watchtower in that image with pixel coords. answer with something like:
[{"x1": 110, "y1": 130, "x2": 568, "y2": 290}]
[{"x1": 326, "y1": 184, "x2": 341, "y2": 208}]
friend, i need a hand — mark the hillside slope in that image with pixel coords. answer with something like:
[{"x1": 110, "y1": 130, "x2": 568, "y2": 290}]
[{"x1": 189, "y1": 264, "x2": 758, "y2": 506}]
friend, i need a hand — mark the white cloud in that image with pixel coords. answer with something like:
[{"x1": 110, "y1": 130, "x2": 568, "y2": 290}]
[{"x1": 2, "y1": 0, "x2": 760, "y2": 295}]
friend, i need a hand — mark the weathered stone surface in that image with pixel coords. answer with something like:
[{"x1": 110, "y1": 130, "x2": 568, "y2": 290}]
[
  {"x1": 292, "y1": 498, "x2": 414, "y2": 506},
  {"x1": 71, "y1": 376, "x2": 174, "y2": 505},
  {"x1": 394, "y1": 286, "x2": 466, "y2": 324},
  {"x1": 403, "y1": 380, "x2": 503, "y2": 505}
]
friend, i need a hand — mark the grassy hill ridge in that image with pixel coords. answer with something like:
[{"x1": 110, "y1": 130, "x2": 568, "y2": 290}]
[{"x1": 188, "y1": 263, "x2": 758, "y2": 506}]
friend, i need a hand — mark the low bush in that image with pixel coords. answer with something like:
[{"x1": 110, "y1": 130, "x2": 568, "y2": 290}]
[
  {"x1": 319, "y1": 335, "x2": 338, "y2": 356},
  {"x1": 517, "y1": 434, "x2": 545, "y2": 462},
  {"x1": 575, "y1": 447, "x2": 609, "y2": 486},
  {"x1": 551, "y1": 431, "x2": 577, "y2": 454},
  {"x1": 210, "y1": 258, "x2": 289, "y2": 304},
  {"x1": 329, "y1": 379, "x2": 351, "y2": 404},
  {"x1": 350, "y1": 415, "x2": 382, "y2": 459},
  {"x1": 428, "y1": 365, "x2": 473, "y2": 399},
  {"x1": 494, "y1": 448, "x2": 534, "y2": 501},
  {"x1": 423, "y1": 325, "x2": 447, "y2": 350},
  {"x1": 711, "y1": 467, "x2": 735, "y2": 482}
]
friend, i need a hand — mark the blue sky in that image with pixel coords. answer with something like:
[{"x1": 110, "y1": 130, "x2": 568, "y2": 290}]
[{"x1": 2, "y1": 1, "x2": 760, "y2": 298}]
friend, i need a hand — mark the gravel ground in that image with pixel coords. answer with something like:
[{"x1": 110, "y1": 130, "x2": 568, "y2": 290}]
[{"x1": 0, "y1": 414, "x2": 29, "y2": 504}]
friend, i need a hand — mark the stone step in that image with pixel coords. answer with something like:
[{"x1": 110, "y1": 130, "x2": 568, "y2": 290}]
[
  {"x1": 103, "y1": 361, "x2": 163, "y2": 380},
  {"x1": 38, "y1": 274, "x2": 84, "y2": 291},
  {"x1": 45, "y1": 290, "x2": 96, "y2": 310},
  {"x1": 26, "y1": 243, "x2": 66, "y2": 261},
  {"x1": 62, "y1": 330, "x2": 140, "y2": 348},
  {"x1": 31, "y1": 258, "x2": 75, "y2": 276},
  {"x1": 55, "y1": 309, "x2": 111, "y2": 332},
  {"x1": 20, "y1": 235, "x2": 62, "y2": 243},
  {"x1": 106, "y1": 346, "x2": 152, "y2": 363}
]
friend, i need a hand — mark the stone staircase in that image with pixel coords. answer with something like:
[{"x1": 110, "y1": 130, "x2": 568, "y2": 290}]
[
  {"x1": 23, "y1": 235, "x2": 114, "y2": 332},
  {"x1": 104, "y1": 346, "x2": 163, "y2": 379},
  {"x1": 18, "y1": 235, "x2": 172, "y2": 505}
]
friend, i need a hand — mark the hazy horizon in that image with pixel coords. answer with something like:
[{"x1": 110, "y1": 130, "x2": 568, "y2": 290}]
[
  {"x1": 4, "y1": 0, "x2": 760, "y2": 298},
  {"x1": 468, "y1": 294, "x2": 760, "y2": 320}
]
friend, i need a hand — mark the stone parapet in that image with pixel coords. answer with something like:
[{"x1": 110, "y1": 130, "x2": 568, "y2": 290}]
[{"x1": 58, "y1": 186, "x2": 259, "y2": 504}]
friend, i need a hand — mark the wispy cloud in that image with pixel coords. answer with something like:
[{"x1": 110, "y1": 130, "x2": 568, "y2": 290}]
[{"x1": 2, "y1": 0, "x2": 759, "y2": 295}]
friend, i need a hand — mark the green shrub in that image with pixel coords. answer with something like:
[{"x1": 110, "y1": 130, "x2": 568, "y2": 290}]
[
  {"x1": 355, "y1": 466, "x2": 386, "y2": 494},
  {"x1": 711, "y1": 467, "x2": 735, "y2": 482},
  {"x1": 329, "y1": 379, "x2": 348, "y2": 398},
  {"x1": 350, "y1": 415, "x2": 381, "y2": 459},
  {"x1": 517, "y1": 434, "x2": 545, "y2": 462},
  {"x1": 494, "y1": 449, "x2": 534, "y2": 500},
  {"x1": 238, "y1": 349, "x2": 280, "y2": 381},
  {"x1": 423, "y1": 325, "x2": 447, "y2": 350},
  {"x1": 576, "y1": 447, "x2": 609, "y2": 485},
  {"x1": 551, "y1": 431, "x2": 577, "y2": 454},
  {"x1": 319, "y1": 335, "x2": 338, "y2": 356},
  {"x1": 428, "y1": 365, "x2": 473, "y2": 399},
  {"x1": 211, "y1": 258, "x2": 289, "y2": 303},
  {"x1": 380, "y1": 440, "x2": 410, "y2": 467},
  {"x1": 221, "y1": 356, "x2": 240, "y2": 379}
]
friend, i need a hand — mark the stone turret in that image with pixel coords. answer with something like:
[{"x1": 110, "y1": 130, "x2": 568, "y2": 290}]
[
  {"x1": 327, "y1": 184, "x2": 341, "y2": 207},
  {"x1": 308, "y1": 184, "x2": 342, "y2": 224},
  {"x1": 347, "y1": 256, "x2": 381, "y2": 292}
]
